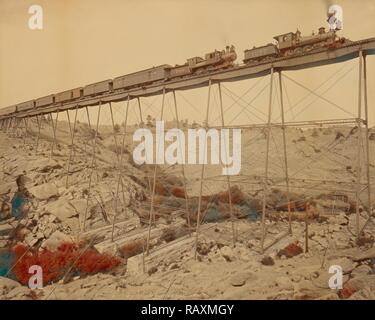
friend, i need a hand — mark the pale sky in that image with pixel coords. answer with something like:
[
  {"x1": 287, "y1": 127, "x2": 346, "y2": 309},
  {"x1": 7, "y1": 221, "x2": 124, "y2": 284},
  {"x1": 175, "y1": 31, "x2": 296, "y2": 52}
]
[{"x1": 0, "y1": 0, "x2": 374, "y2": 125}]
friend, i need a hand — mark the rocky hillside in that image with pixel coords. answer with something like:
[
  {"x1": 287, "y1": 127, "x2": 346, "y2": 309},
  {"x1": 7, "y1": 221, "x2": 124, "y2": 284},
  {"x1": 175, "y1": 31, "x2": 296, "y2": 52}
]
[{"x1": 0, "y1": 117, "x2": 375, "y2": 300}]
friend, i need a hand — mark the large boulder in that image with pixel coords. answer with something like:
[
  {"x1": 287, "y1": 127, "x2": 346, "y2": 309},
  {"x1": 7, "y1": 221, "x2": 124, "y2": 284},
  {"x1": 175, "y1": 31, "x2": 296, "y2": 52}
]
[
  {"x1": 0, "y1": 277, "x2": 20, "y2": 296},
  {"x1": 352, "y1": 246, "x2": 375, "y2": 262},
  {"x1": 29, "y1": 183, "x2": 59, "y2": 201},
  {"x1": 44, "y1": 199, "x2": 78, "y2": 221},
  {"x1": 40, "y1": 230, "x2": 74, "y2": 251}
]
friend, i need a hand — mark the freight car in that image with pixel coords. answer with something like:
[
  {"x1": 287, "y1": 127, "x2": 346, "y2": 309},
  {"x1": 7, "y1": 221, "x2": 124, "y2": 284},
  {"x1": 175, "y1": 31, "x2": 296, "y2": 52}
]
[
  {"x1": 55, "y1": 87, "x2": 83, "y2": 103},
  {"x1": 244, "y1": 27, "x2": 348, "y2": 64},
  {"x1": 243, "y1": 43, "x2": 278, "y2": 64},
  {"x1": 35, "y1": 94, "x2": 55, "y2": 108},
  {"x1": 17, "y1": 100, "x2": 35, "y2": 112},
  {"x1": 0, "y1": 105, "x2": 17, "y2": 117},
  {"x1": 83, "y1": 80, "x2": 113, "y2": 97},
  {"x1": 113, "y1": 65, "x2": 170, "y2": 90},
  {"x1": 5, "y1": 46, "x2": 237, "y2": 114}
]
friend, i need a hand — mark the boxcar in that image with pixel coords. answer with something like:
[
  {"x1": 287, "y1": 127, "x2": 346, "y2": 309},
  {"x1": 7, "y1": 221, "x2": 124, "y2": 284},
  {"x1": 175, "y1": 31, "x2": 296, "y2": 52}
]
[
  {"x1": 83, "y1": 80, "x2": 113, "y2": 97},
  {"x1": 35, "y1": 95, "x2": 55, "y2": 108},
  {"x1": 0, "y1": 105, "x2": 17, "y2": 116},
  {"x1": 243, "y1": 44, "x2": 279, "y2": 64},
  {"x1": 55, "y1": 87, "x2": 82, "y2": 103},
  {"x1": 113, "y1": 65, "x2": 170, "y2": 90},
  {"x1": 17, "y1": 100, "x2": 35, "y2": 112}
]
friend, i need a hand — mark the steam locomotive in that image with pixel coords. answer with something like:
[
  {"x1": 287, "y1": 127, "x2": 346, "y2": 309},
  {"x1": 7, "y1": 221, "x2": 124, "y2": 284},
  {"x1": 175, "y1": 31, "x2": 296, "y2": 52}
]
[
  {"x1": 243, "y1": 27, "x2": 349, "y2": 64},
  {"x1": 0, "y1": 27, "x2": 350, "y2": 117}
]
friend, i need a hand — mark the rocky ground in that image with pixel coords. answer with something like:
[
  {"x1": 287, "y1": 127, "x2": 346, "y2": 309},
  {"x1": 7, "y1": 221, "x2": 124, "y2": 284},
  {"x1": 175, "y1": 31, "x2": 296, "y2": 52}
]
[{"x1": 0, "y1": 117, "x2": 375, "y2": 300}]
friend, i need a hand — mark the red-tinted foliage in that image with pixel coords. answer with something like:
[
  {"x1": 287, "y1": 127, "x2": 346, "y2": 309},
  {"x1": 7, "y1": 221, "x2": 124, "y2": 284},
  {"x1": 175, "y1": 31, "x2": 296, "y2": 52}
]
[
  {"x1": 338, "y1": 286, "x2": 357, "y2": 299},
  {"x1": 11, "y1": 242, "x2": 121, "y2": 285},
  {"x1": 170, "y1": 187, "x2": 186, "y2": 199},
  {"x1": 217, "y1": 186, "x2": 246, "y2": 205},
  {"x1": 277, "y1": 242, "x2": 303, "y2": 258},
  {"x1": 154, "y1": 182, "x2": 169, "y2": 196}
]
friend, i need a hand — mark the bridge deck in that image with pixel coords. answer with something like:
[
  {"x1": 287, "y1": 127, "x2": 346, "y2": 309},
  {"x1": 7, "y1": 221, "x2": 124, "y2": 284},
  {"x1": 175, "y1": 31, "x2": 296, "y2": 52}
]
[{"x1": 2, "y1": 37, "x2": 375, "y2": 120}]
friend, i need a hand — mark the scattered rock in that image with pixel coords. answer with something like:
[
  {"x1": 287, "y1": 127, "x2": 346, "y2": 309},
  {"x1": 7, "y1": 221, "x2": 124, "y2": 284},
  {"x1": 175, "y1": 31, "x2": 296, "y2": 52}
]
[
  {"x1": 348, "y1": 288, "x2": 375, "y2": 300},
  {"x1": 351, "y1": 264, "x2": 372, "y2": 278},
  {"x1": 339, "y1": 274, "x2": 375, "y2": 299},
  {"x1": 0, "y1": 223, "x2": 13, "y2": 236},
  {"x1": 327, "y1": 257, "x2": 356, "y2": 274},
  {"x1": 220, "y1": 246, "x2": 235, "y2": 262},
  {"x1": 147, "y1": 266, "x2": 158, "y2": 276},
  {"x1": 230, "y1": 271, "x2": 257, "y2": 287},
  {"x1": 315, "y1": 293, "x2": 340, "y2": 300},
  {"x1": 45, "y1": 199, "x2": 78, "y2": 221},
  {"x1": 41, "y1": 230, "x2": 74, "y2": 251},
  {"x1": 275, "y1": 276, "x2": 293, "y2": 291},
  {"x1": 261, "y1": 255, "x2": 275, "y2": 266},
  {"x1": 352, "y1": 247, "x2": 375, "y2": 262},
  {"x1": 0, "y1": 277, "x2": 20, "y2": 296}
]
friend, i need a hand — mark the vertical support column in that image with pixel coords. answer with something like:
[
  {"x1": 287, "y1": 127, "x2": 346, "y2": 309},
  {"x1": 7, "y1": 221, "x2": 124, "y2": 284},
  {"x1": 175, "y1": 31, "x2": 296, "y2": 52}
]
[
  {"x1": 109, "y1": 101, "x2": 125, "y2": 236},
  {"x1": 83, "y1": 101, "x2": 102, "y2": 232},
  {"x1": 261, "y1": 67, "x2": 274, "y2": 253},
  {"x1": 361, "y1": 53, "x2": 373, "y2": 231},
  {"x1": 145, "y1": 88, "x2": 166, "y2": 254},
  {"x1": 66, "y1": 110, "x2": 73, "y2": 139},
  {"x1": 278, "y1": 71, "x2": 292, "y2": 234},
  {"x1": 11, "y1": 118, "x2": 17, "y2": 136},
  {"x1": 50, "y1": 111, "x2": 60, "y2": 159},
  {"x1": 12, "y1": 117, "x2": 19, "y2": 138},
  {"x1": 6, "y1": 117, "x2": 12, "y2": 135},
  {"x1": 109, "y1": 102, "x2": 120, "y2": 163},
  {"x1": 111, "y1": 95, "x2": 130, "y2": 241},
  {"x1": 4, "y1": 118, "x2": 8, "y2": 133},
  {"x1": 84, "y1": 106, "x2": 93, "y2": 156},
  {"x1": 23, "y1": 117, "x2": 28, "y2": 146},
  {"x1": 137, "y1": 97, "x2": 143, "y2": 124},
  {"x1": 172, "y1": 90, "x2": 192, "y2": 234},
  {"x1": 10, "y1": 118, "x2": 15, "y2": 137},
  {"x1": 218, "y1": 82, "x2": 236, "y2": 245},
  {"x1": 35, "y1": 115, "x2": 41, "y2": 153},
  {"x1": 85, "y1": 107, "x2": 92, "y2": 130},
  {"x1": 65, "y1": 106, "x2": 79, "y2": 188},
  {"x1": 356, "y1": 51, "x2": 363, "y2": 241},
  {"x1": 194, "y1": 79, "x2": 212, "y2": 260}
]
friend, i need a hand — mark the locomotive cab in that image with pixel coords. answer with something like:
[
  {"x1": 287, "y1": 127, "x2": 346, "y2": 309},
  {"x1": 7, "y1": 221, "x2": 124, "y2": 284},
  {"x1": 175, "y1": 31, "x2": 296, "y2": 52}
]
[{"x1": 274, "y1": 32, "x2": 298, "y2": 51}]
